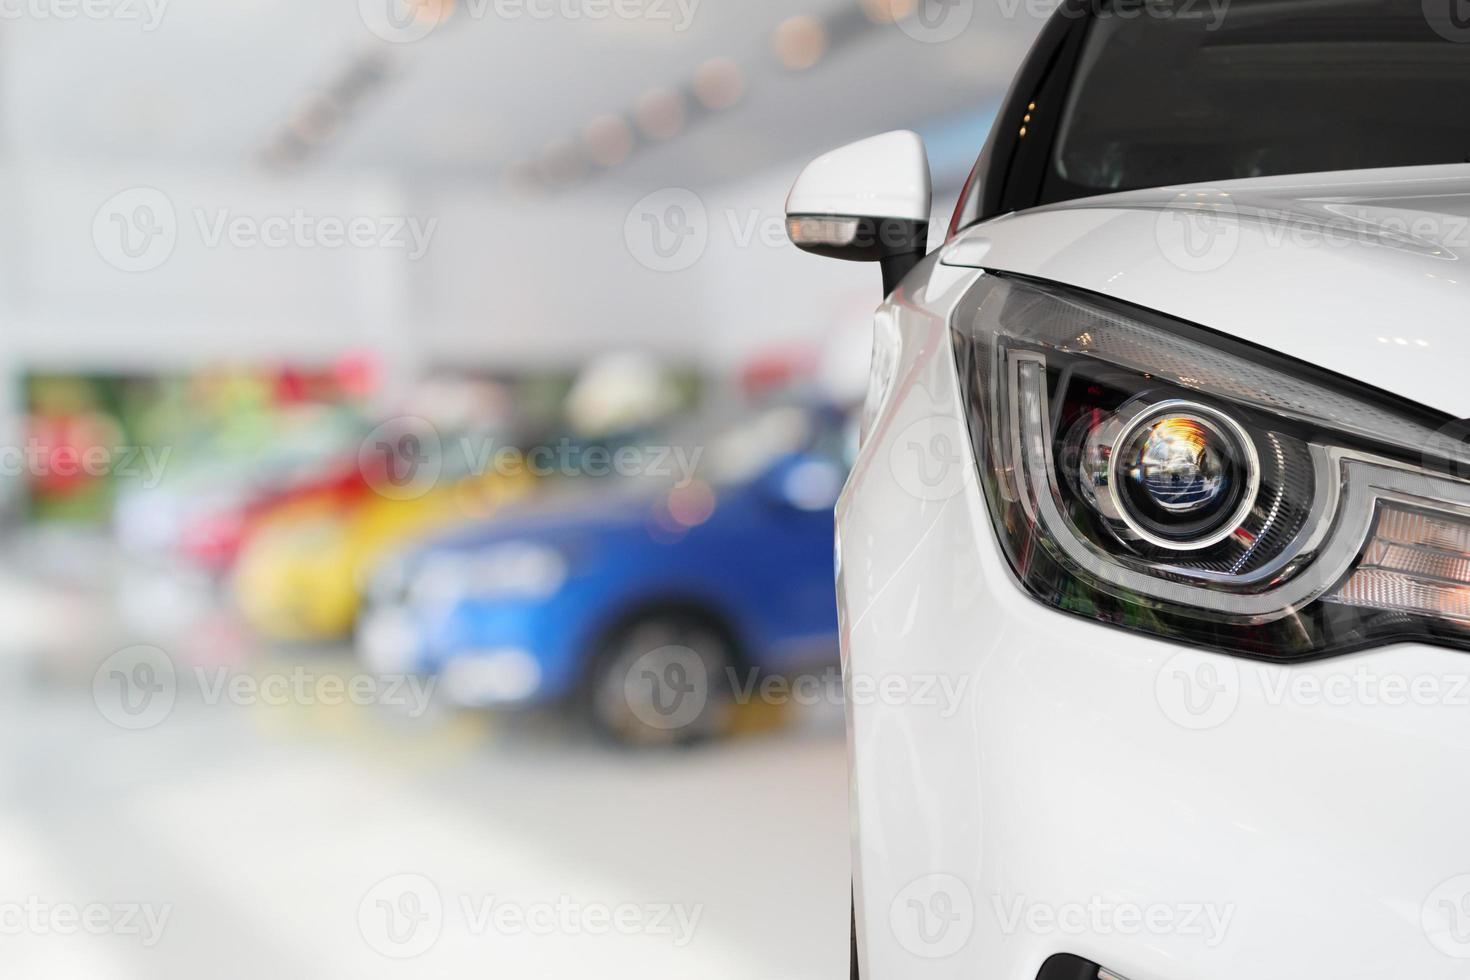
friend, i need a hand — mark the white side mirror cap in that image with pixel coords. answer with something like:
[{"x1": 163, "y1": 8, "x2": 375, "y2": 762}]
[
  {"x1": 785, "y1": 131, "x2": 932, "y2": 293},
  {"x1": 785, "y1": 130, "x2": 932, "y2": 225}
]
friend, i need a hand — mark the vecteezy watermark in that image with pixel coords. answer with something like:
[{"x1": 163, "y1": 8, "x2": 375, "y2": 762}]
[
  {"x1": 357, "y1": 874, "x2": 703, "y2": 959},
  {"x1": 727, "y1": 666, "x2": 972, "y2": 718},
  {"x1": 887, "y1": 413, "x2": 975, "y2": 503},
  {"x1": 1010, "y1": 0, "x2": 1230, "y2": 27},
  {"x1": 889, "y1": 874, "x2": 975, "y2": 959},
  {"x1": 191, "y1": 666, "x2": 436, "y2": 718},
  {"x1": 623, "y1": 655, "x2": 973, "y2": 734},
  {"x1": 1157, "y1": 655, "x2": 1470, "y2": 730},
  {"x1": 1423, "y1": 0, "x2": 1470, "y2": 43},
  {"x1": 0, "y1": 0, "x2": 169, "y2": 29},
  {"x1": 1259, "y1": 666, "x2": 1470, "y2": 710},
  {"x1": 93, "y1": 188, "x2": 177, "y2": 273},
  {"x1": 0, "y1": 898, "x2": 173, "y2": 947},
  {"x1": 92, "y1": 187, "x2": 438, "y2": 272},
  {"x1": 623, "y1": 188, "x2": 710, "y2": 273},
  {"x1": 93, "y1": 645, "x2": 177, "y2": 730},
  {"x1": 623, "y1": 190, "x2": 933, "y2": 273},
  {"x1": 359, "y1": 874, "x2": 444, "y2": 958},
  {"x1": 1427, "y1": 418, "x2": 1470, "y2": 481},
  {"x1": 623, "y1": 646, "x2": 710, "y2": 732},
  {"x1": 1155, "y1": 650, "x2": 1241, "y2": 731},
  {"x1": 0, "y1": 440, "x2": 170, "y2": 488},
  {"x1": 1423, "y1": 874, "x2": 1470, "y2": 957},
  {"x1": 895, "y1": 0, "x2": 975, "y2": 44},
  {"x1": 358, "y1": 416, "x2": 705, "y2": 501},
  {"x1": 992, "y1": 894, "x2": 1236, "y2": 948},
  {"x1": 1155, "y1": 193, "x2": 1470, "y2": 272},
  {"x1": 93, "y1": 646, "x2": 437, "y2": 729},
  {"x1": 975, "y1": 0, "x2": 1230, "y2": 30},
  {"x1": 1153, "y1": 189, "x2": 1241, "y2": 273},
  {"x1": 358, "y1": 0, "x2": 700, "y2": 43}
]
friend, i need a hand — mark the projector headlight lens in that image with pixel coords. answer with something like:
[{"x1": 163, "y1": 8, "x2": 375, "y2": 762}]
[
  {"x1": 954, "y1": 272, "x2": 1470, "y2": 661},
  {"x1": 1113, "y1": 403, "x2": 1258, "y2": 549}
]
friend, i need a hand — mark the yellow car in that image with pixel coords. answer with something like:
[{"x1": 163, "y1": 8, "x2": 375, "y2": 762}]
[{"x1": 234, "y1": 470, "x2": 532, "y2": 642}]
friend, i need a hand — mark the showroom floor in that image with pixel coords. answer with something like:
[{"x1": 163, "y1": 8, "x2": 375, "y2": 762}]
[{"x1": 0, "y1": 562, "x2": 849, "y2": 979}]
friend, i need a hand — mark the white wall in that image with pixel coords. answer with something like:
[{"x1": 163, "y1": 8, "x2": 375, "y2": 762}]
[{"x1": 0, "y1": 162, "x2": 928, "y2": 384}]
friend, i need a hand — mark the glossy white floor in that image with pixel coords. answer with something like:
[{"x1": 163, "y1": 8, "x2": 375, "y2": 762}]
[{"x1": 0, "y1": 569, "x2": 848, "y2": 979}]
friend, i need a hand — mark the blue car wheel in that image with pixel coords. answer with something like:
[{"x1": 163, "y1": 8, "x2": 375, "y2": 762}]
[{"x1": 585, "y1": 611, "x2": 736, "y2": 748}]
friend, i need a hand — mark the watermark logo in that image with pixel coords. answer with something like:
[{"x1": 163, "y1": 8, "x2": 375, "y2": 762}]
[
  {"x1": 986, "y1": 0, "x2": 1229, "y2": 28},
  {"x1": 460, "y1": 894, "x2": 702, "y2": 944},
  {"x1": 0, "y1": 440, "x2": 170, "y2": 488},
  {"x1": 192, "y1": 208, "x2": 437, "y2": 259},
  {"x1": 1156, "y1": 196, "x2": 1470, "y2": 272},
  {"x1": 1426, "y1": 417, "x2": 1470, "y2": 482},
  {"x1": 624, "y1": 645, "x2": 709, "y2": 732},
  {"x1": 896, "y1": 0, "x2": 974, "y2": 44},
  {"x1": 726, "y1": 666, "x2": 971, "y2": 718},
  {"x1": 992, "y1": 895, "x2": 1235, "y2": 947},
  {"x1": 93, "y1": 648, "x2": 437, "y2": 728},
  {"x1": 1423, "y1": 874, "x2": 1470, "y2": 957},
  {"x1": 357, "y1": 421, "x2": 706, "y2": 500},
  {"x1": 193, "y1": 666, "x2": 437, "y2": 717},
  {"x1": 93, "y1": 189, "x2": 438, "y2": 272},
  {"x1": 1154, "y1": 190, "x2": 1239, "y2": 273},
  {"x1": 359, "y1": 874, "x2": 444, "y2": 958},
  {"x1": 358, "y1": 0, "x2": 451, "y2": 42},
  {"x1": 0, "y1": 0, "x2": 170, "y2": 29},
  {"x1": 359, "y1": 416, "x2": 444, "y2": 501},
  {"x1": 890, "y1": 874, "x2": 974, "y2": 958},
  {"x1": 358, "y1": 875, "x2": 702, "y2": 954},
  {"x1": 0, "y1": 898, "x2": 173, "y2": 947},
  {"x1": 93, "y1": 187, "x2": 177, "y2": 273},
  {"x1": 1424, "y1": 0, "x2": 1470, "y2": 42},
  {"x1": 1155, "y1": 651, "x2": 1239, "y2": 730},
  {"x1": 889, "y1": 414, "x2": 973, "y2": 502},
  {"x1": 360, "y1": 0, "x2": 700, "y2": 42},
  {"x1": 1258, "y1": 666, "x2": 1470, "y2": 711},
  {"x1": 93, "y1": 645, "x2": 176, "y2": 730},
  {"x1": 624, "y1": 188, "x2": 708, "y2": 273}
]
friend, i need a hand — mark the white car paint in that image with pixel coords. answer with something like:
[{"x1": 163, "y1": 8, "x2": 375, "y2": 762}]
[
  {"x1": 834, "y1": 168, "x2": 1470, "y2": 979},
  {"x1": 943, "y1": 163, "x2": 1470, "y2": 417},
  {"x1": 785, "y1": 130, "x2": 933, "y2": 223}
]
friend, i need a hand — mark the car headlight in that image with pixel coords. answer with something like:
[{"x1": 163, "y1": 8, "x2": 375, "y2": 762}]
[
  {"x1": 408, "y1": 543, "x2": 568, "y2": 608},
  {"x1": 954, "y1": 273, "x2": 1470, "y2": 661}
]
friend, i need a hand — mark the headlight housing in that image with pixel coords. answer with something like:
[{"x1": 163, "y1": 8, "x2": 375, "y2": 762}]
[{"x1": 954, "y1": 272, "x2": 1470, "y2": 661}]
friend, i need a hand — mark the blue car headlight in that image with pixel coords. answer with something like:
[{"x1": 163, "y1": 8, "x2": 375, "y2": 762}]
[{"x1": 408, "y1": 543, "x2": 569, "y2": 608}]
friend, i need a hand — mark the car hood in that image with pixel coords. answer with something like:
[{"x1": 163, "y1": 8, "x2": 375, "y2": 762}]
[
  {"x1": 942, "y1": 163, "x2": 1470, "y2": 417},
  {"x1": 403, "y1": 484, "x2": 666, "y2": 561}
]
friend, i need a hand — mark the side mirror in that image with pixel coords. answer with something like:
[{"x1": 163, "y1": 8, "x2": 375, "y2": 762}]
[{"x1": 785, "y1": 130, "x2": 932, "y2": 296}]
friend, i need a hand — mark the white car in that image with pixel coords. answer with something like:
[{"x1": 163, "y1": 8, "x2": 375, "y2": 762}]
[{"x1": 787, "y1": 2, "x2": 1470, "y2": 978}]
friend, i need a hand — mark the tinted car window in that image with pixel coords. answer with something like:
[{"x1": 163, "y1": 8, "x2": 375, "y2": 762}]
[{"x1": 1048, "y1": 0, "x2": 1470, "y2": 199}]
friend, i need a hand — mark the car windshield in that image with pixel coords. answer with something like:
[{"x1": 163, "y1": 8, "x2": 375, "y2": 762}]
[{"x1": 1049, "y1": 0, "x2": 1470, "y2": 199}]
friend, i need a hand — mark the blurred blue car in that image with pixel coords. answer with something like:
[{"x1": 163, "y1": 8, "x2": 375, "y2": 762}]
[{"x1": 357, "y1": 401, "x2": 853, "y2": 744}]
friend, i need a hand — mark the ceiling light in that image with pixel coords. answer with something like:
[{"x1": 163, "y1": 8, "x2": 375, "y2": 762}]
[
  {"x1": 583, "y1": 114, "x2": 634, "y2": 167},
  {"x1": 693, "y1": 57, "x2": 745, "y2": 110},
  {"x1": 774, "y1": 16, "x2": 826, "y2": 71},
  {"x1": 633, "y1": 88, "x2": 686, "y2": 141}
]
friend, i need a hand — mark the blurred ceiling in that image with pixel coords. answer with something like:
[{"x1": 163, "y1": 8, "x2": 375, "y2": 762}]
[{"x1": 0, "y1": 0, "x2": 1048, "y2": 191}]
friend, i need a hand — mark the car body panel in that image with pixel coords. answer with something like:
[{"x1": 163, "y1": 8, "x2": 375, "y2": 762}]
[
  {"x1": 842, "y1": 249, "x2": 1470, "y2": 978},
  {"x1": 362, "y1": 405, "x2": 851, "y2": 707},
  {"x1": 408, "y1": 478, "x2": 841, "y2": 704},
  {"x1": 940, "y1": 164, "x2": 1470, "y2": 418},
  {"x1": 235, "y1": 469, "x2": 532, "y2": 641}
]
